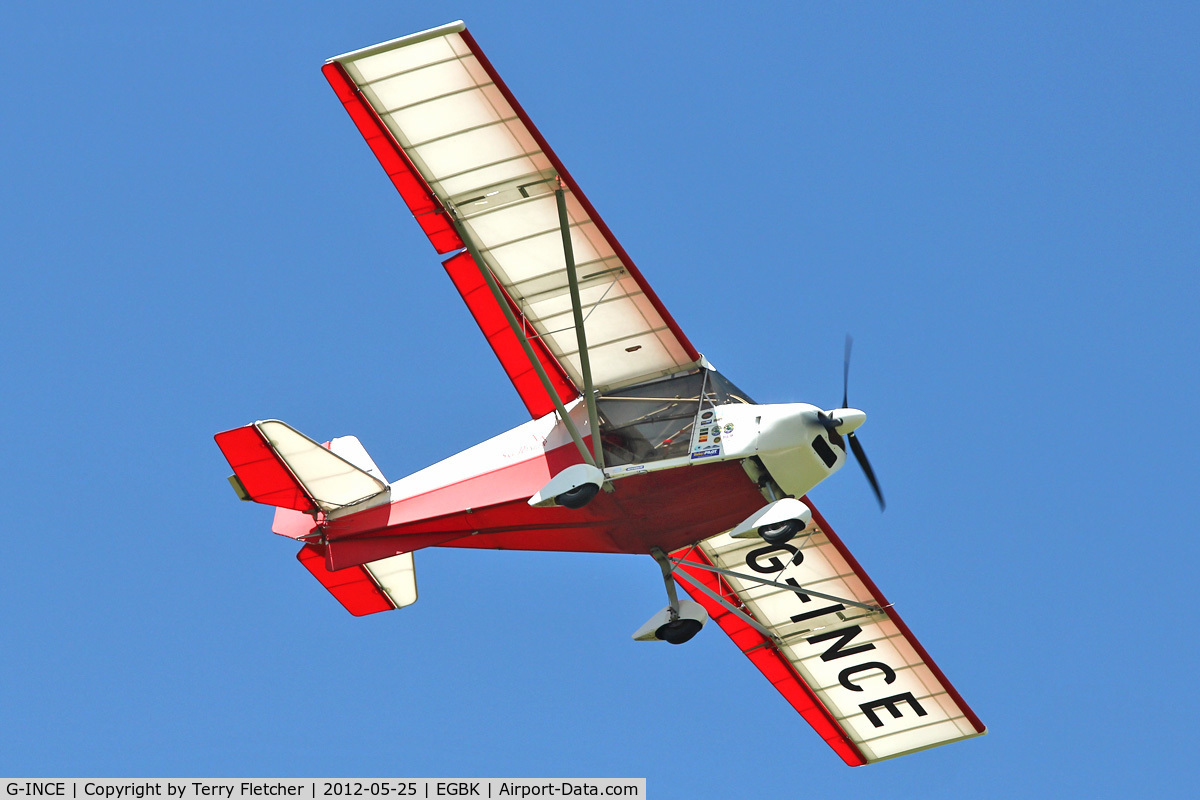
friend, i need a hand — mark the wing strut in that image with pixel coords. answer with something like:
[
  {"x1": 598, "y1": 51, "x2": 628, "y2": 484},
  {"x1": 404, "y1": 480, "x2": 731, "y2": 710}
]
[
  {"x1": 668, "y1": 557, "x2": 775, "y2": 638},
  {"x1": 669, "y1": 556, "x2": 886, "y2": 614},
  {"x1": 650, "y1": 547, "x2": 683, "y2": 618},
  {"x1": 556, "y1": 181, "x2": 604, "y2": 472},
  {"x1": 449, "y1": 213, "x2": 597, "y2": 469}
]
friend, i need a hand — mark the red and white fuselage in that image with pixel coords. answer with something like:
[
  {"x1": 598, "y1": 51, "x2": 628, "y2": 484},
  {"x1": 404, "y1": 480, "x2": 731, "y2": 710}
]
[
  {"x1": 262, "y1": 393, "x2": 851, "y2": 569},
  {"x1": 215, "y1": 20, "x2": 986, "y2": 768}
]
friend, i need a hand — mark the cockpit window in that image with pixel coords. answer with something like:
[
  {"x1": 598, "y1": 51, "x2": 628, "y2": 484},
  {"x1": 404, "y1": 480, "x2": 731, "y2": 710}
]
[
  {"x1": 596, "y1": 369, "x2": 753, "y2": 466},
  {"x1": 704, "y1": 370, "x2": 755, "y2": 406}
]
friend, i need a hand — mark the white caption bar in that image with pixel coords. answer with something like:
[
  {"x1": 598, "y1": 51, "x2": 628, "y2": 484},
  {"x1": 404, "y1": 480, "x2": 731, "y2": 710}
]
[{"x1": 0, "y1": 781, "x2": 646, "y2": 800}]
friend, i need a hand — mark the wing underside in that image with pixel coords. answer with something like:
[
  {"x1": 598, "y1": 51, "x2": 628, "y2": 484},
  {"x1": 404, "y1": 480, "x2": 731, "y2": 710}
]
[
  {"x1": 324, "y1": 22, "x2": 702, "y2": 412},
  {"x1": 672, "y1": 503, "x2": 985, "y2": 765}
]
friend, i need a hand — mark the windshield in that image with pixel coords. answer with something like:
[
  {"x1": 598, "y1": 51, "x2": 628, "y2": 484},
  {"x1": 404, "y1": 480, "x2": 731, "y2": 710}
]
[{"x1": 596, "y1": 369, "x2": 753, "y2": 466}]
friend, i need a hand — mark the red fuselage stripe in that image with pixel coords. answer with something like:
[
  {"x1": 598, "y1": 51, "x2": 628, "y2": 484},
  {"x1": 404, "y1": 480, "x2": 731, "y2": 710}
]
[{"x1": 322, "y1": 439, "x2": 766, "y2": 561}]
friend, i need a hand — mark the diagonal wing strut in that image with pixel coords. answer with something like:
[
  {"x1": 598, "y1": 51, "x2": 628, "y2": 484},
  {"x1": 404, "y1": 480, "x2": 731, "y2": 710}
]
[
  {"x1": 448, "y1": 207, "x2": 598, "y2": 469},
  {"x1": 670, "y1": 555, "x2": 886, "y2": 614},
  {"x1": 556, "y1": 181, "x2": 604, "y2": 472}
]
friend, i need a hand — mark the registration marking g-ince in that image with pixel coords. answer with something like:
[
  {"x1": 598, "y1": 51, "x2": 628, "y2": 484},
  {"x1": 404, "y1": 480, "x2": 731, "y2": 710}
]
[{"x1": 696, "y1": 516, "x2": 985, "y2": 763}]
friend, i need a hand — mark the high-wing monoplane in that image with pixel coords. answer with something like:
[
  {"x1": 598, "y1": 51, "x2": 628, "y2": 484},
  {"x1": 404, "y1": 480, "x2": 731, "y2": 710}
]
[{"x1": 215, "y1": 22, "x2": 985, "y2": 766}]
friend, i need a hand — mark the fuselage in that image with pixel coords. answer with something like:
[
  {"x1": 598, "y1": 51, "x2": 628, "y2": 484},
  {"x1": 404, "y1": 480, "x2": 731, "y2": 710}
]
[{"x1": 286, "y1": 383, "x2": 853, "y2": 569}]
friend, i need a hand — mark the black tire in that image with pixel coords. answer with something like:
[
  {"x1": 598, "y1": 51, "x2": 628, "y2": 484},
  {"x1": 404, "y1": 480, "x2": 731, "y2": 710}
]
[
  {"x1": 655, "y1": 618, "x2": 703, "y2": 645},
  {"x1": 556, "y1": 482, "x2": 599, "y2": 509},
  {"x1": 759, "y1": 519, "x2": 804, "y2": 545}
]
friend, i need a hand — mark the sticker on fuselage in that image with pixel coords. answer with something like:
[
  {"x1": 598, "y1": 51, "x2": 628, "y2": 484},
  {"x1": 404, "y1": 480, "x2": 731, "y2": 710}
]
[{"x1": 692, "y1": 410, "x2": 725, "y2": 458}]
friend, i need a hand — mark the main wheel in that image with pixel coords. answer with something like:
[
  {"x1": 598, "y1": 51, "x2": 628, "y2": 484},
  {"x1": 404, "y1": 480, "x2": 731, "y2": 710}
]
[
  {"x1": 655, "y1": 618, "x2": 703, "y2": 645},
  {"x1": 556, "y1": 482, "x2": 599, "y2": 509},
  {"x1": 758, "y1": 519, "x2": 804, "y2": 545}
]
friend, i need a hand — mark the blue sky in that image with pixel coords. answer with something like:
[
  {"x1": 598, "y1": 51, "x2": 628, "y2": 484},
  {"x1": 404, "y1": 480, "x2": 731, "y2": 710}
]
[{"x1": 3, "y1": 1, "x2": 1197, "y2": 796}]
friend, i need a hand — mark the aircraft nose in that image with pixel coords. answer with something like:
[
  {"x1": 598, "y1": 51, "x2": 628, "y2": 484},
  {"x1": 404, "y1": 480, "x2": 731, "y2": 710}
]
[{"x1": 828, "y1": 408, "x2": 866, "y2": 435}]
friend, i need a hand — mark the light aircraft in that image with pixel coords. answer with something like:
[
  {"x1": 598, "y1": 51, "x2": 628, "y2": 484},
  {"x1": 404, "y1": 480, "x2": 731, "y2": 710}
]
[{"x1": 215, "y1": 21, "x2": 985, "y2": 766}]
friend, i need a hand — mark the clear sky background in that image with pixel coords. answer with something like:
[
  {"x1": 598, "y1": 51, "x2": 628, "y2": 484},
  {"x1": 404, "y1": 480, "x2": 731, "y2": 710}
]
[{"x1": 3, "y1": 1, "x2": 1197, "y2": 796}]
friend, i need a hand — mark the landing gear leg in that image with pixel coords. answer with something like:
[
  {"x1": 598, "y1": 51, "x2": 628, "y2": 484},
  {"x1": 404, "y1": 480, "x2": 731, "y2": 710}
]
[{"x1": 649, "y1": 548, "x2": 703, "y2": 645}]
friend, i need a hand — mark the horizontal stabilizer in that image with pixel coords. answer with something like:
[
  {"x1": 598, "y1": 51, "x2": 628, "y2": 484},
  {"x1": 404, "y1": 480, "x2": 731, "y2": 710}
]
[
  {"x1": 297, "y1": 544, "x2": 417, "y2": 616},
  {"x1": 215, "y1": 420, "x2": 389, "y2": 514}
]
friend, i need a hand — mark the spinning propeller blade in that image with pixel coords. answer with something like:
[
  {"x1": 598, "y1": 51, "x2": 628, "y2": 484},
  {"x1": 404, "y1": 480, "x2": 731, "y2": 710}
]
[
  {"x1": 847, "y1": 430, "x2": 885, "y2": 510},
  {"x1": 843, "y1": 335, "x2": 851, "y2": 410},
  {"x1": 839, "y1": 335, "x2": 885, "y2": 511}
]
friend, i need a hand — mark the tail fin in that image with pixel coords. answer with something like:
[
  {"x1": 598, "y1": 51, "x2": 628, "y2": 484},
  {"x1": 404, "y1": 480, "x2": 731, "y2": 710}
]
[{"x1": 215, "y1": 420, "x2": 389, "y2": 515}]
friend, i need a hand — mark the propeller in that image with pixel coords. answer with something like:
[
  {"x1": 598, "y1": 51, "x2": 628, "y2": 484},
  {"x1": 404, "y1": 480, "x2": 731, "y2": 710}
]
[{"x1": 817, "y1": 336, "x2": 885, "y2": 511}]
